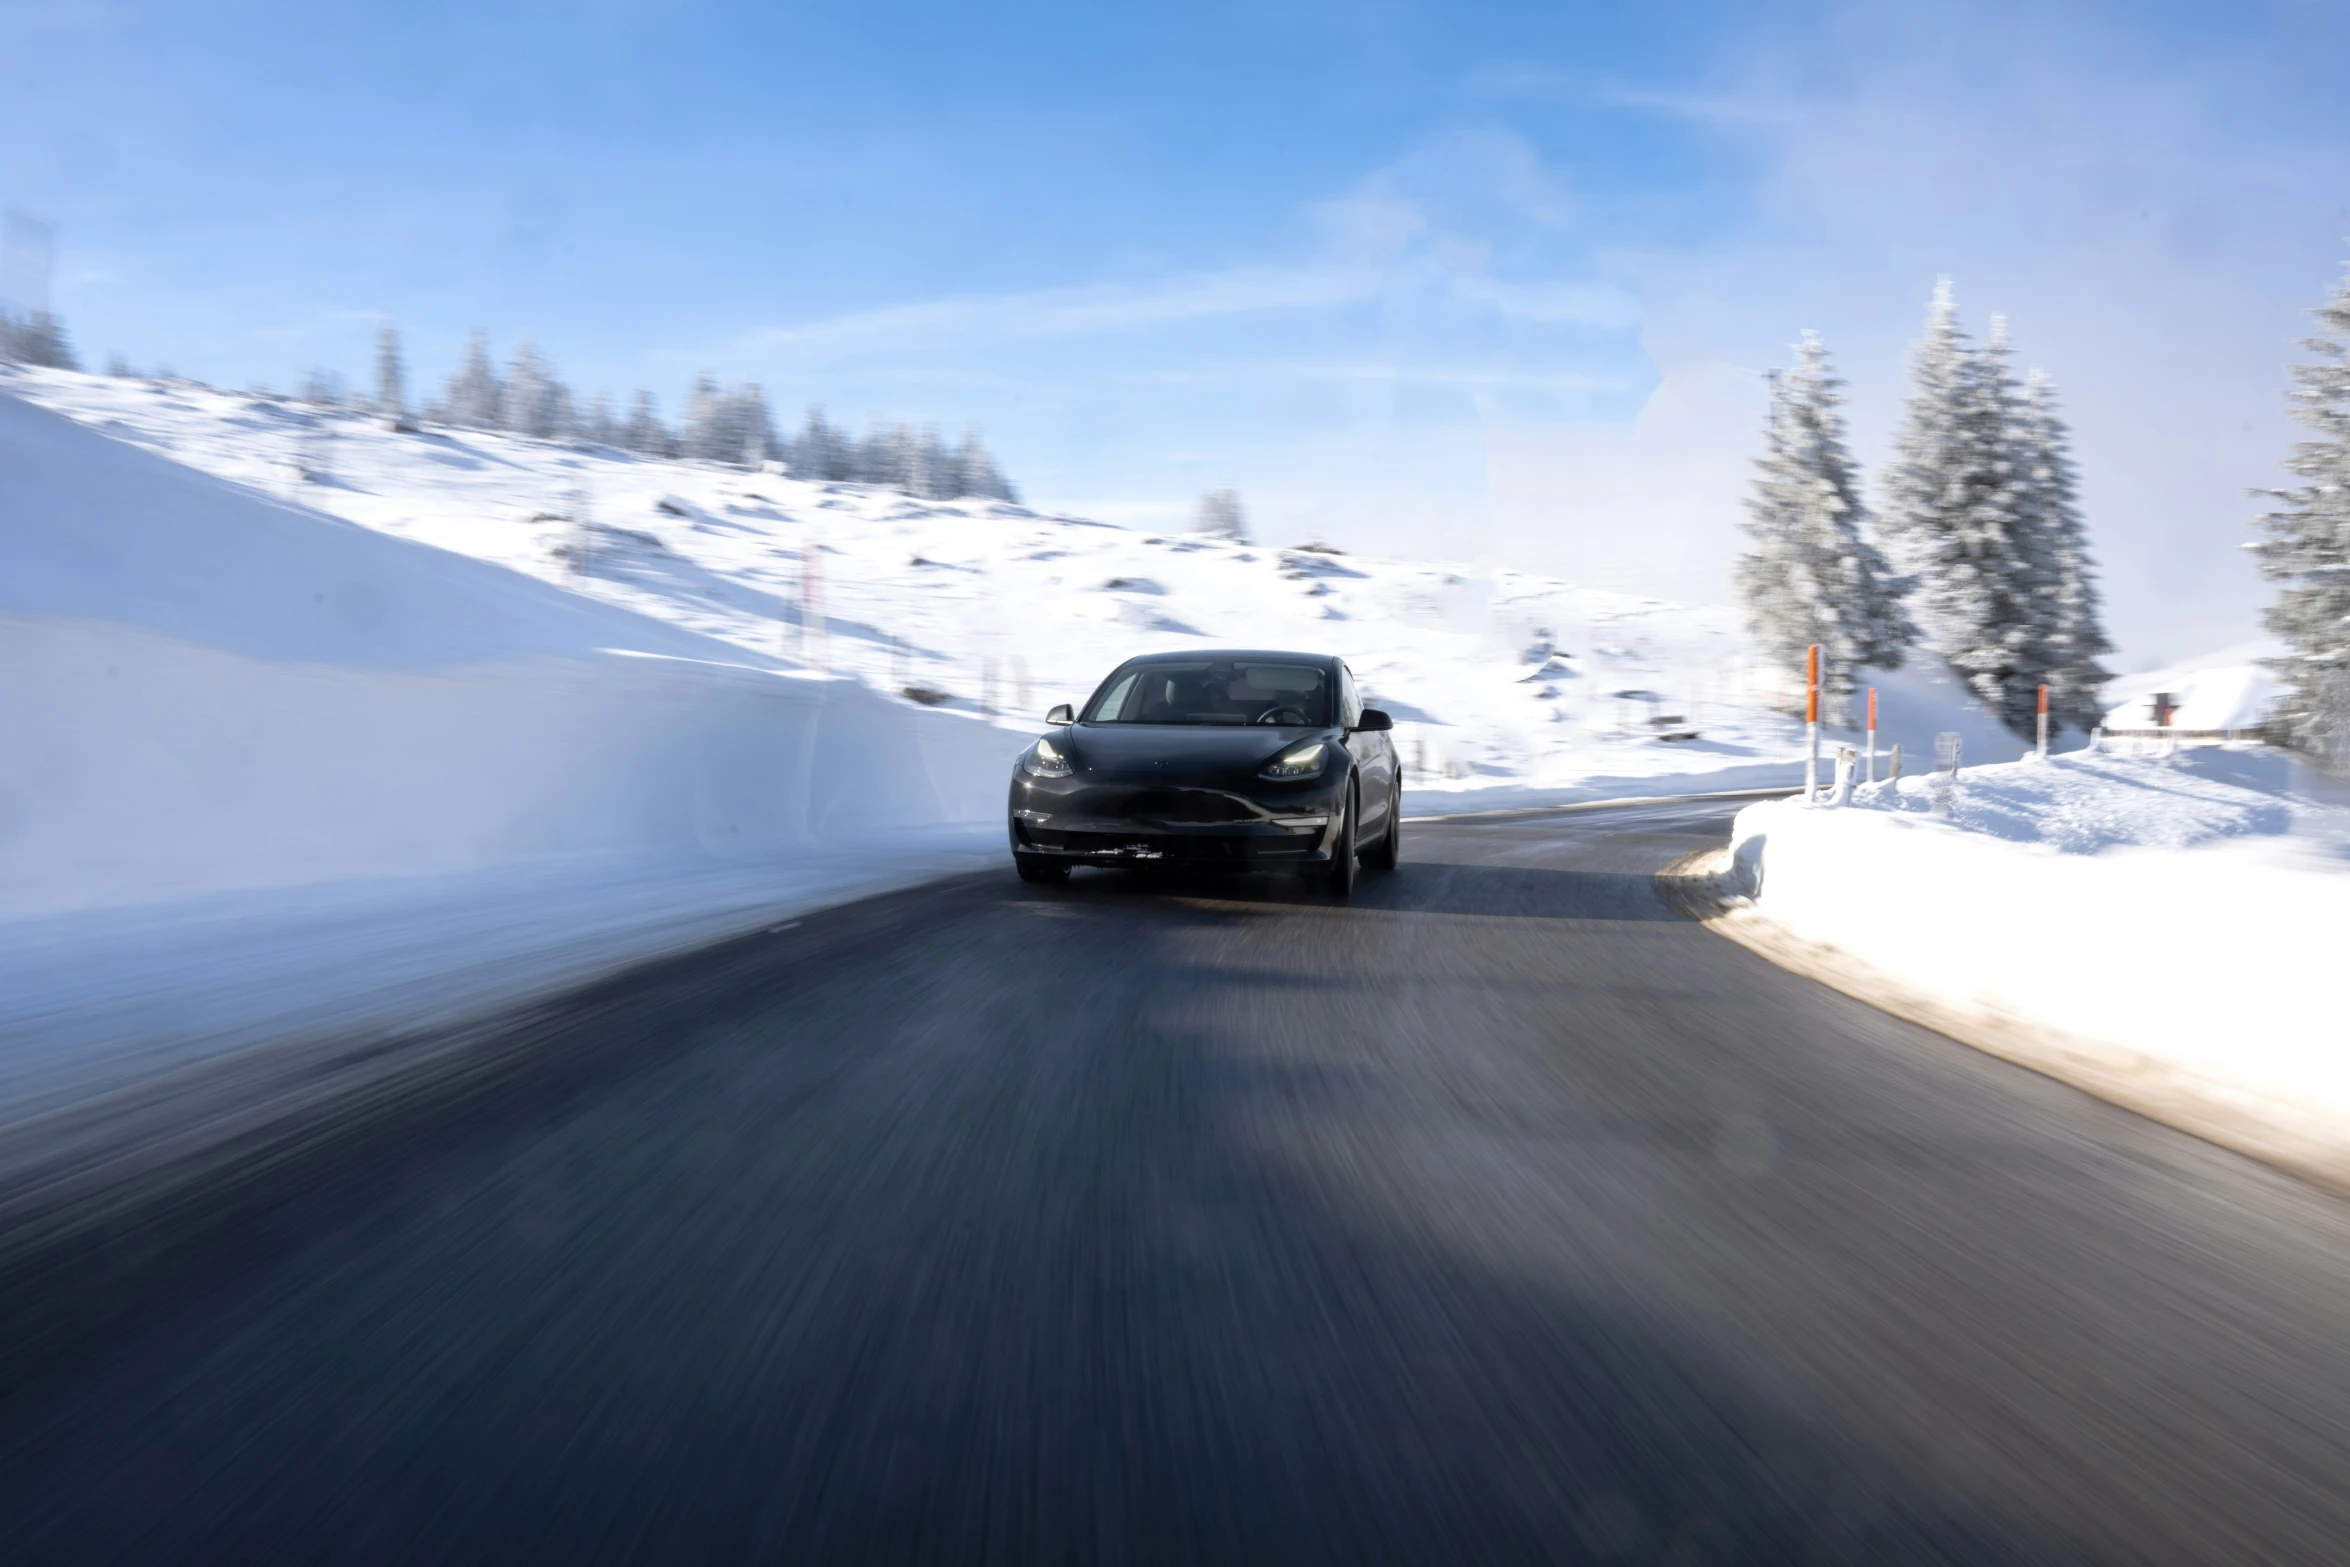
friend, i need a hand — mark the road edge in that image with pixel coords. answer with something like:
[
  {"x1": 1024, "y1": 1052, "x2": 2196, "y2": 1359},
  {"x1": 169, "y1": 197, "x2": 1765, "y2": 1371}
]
[
  {"x1": 0, "y1": 870, "x2": 1003, "y2": 1401},
  {"x1": 1655, "y1": 848, "x2": 2350, "y2": 1199}
]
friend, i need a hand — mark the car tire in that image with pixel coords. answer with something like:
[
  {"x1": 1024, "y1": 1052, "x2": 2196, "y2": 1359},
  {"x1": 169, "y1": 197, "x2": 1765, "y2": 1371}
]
[
  {"x1": 1361, "y1": 779, "x2": 1400, "y2": 871},
  {"x1": 1322, "y1": 784, "x2": 1358, "y2": 897},
  {"x1": 1015, "y1": 854, "x2": 1070, "y2": 885}
]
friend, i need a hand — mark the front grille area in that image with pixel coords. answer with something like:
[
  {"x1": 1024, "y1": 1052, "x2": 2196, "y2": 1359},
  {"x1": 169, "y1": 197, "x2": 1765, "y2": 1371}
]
[
  {"x1": 1022, "y1": 827, "x2": 1315, "y2": 863},
  {"x1": 1122, "y1": 788, "x2": 1261, "y2": 825}
]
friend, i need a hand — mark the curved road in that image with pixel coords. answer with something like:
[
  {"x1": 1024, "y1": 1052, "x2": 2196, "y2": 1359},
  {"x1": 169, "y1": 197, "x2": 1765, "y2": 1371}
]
[{"x1": 4, "y1": 799, "x2": 2349, "y2": 1563}]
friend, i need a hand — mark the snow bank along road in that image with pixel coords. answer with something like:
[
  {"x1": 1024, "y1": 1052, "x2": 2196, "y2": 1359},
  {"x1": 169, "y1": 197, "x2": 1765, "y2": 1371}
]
[{"x1": 6, "y1": 799, "x2": 2350, "y2": 1563}]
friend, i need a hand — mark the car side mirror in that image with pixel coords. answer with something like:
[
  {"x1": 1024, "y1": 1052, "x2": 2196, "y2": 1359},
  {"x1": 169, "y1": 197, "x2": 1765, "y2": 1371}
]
[
  {"x1": 1046, "y1": 703, "x2": 1075, "y2": 725},
  {"x1": 1355, "y1": 707, "x2": 1393, "y2": 732}
]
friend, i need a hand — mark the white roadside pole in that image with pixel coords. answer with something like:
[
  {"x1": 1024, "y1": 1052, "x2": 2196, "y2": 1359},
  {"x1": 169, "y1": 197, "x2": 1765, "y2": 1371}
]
[
  {"x1": 1865, "y1": 686, "x2": 1878, "y2": 784},
  {"x1": 801, "y1": 535, "x2": 828, "y2": 673},
  {"x1": 1804, "y1": 644, "x2": 1821, "y2": 803},
  {"x1": 2036, "y1": 683, "x2": 2050, "y2": 759}
]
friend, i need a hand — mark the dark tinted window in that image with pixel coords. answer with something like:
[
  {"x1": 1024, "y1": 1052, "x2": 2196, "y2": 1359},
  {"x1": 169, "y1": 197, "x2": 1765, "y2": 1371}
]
[{"x1": 1084, "y1": 661, "x2": 1331, "y2": 725}]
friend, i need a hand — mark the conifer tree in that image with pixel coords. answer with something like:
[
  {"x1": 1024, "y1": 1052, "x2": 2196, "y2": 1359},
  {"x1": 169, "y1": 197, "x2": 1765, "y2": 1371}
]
[
  {"x1": 790, "y1": 408, "x2": 853, "y2": 481},
  {"x1": 374, "y1": 323, "x2": 412, "y2": 430},
  {"x1": 582, "y1": 393, "x2": 621, "y2": 448},
  {"x1": 2255, "y1": 258, "x2": 2350, "y2": 764},
  {"x1": 443, "y1": 331, "x2": 502, "y2": 429},
  {"x1": 951, "y1": 430, "x2": 1008, "y2": 501},
  {"x1": 0, "y1": 308, "x2": 79, "y2": 369},
  {"x1": 682, "y1": 376, "x2": 725, "y2": 461},
  {"x1": 1882, "y1": 285, "x2": 2053, "y2": 737},
  {"x1": 504, "y1": 338, "x2": 573, "y2": 439},
  {"x1": 1734, "y1": 332, "x2": 1912, "y2": 723},
  {"x1": 623, "y1": 391, "x2": 672, "y2": 458},
  {"x1": 2013, "y1": 370, "x2": 2111, "y2": 732},
  {"x1": 1195, "y1": 489, "x2": 1249, "y2": 541}
]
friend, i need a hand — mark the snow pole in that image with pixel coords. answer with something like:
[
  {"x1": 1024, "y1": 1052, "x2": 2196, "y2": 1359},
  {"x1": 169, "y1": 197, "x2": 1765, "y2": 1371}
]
[
  {"x1": 1804, "y1": 645, "x2": 1820, "y2": 801},
  {"x1": 1865, "y1": 687, "x2": 1878, "y2": 784},
  {"x1": 2036, "y1": 684, "x2": 2049, "y2": 759}
]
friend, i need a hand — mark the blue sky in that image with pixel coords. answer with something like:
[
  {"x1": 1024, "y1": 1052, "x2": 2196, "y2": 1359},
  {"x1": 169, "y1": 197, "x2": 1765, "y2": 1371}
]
[{"x1": 6, "y1": 0, "x2": 2349, "y2": 665}]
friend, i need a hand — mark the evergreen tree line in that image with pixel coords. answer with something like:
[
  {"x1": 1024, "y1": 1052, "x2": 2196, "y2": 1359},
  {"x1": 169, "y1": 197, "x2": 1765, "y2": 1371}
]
[
  {"x1": 1736, "y1": 281, "x2": 2110, "y2": 739},
  {"x1": 0, "y1": 307, "x2": 80, "y2": 370},
  {"x1": 400, "y1": 327, "x2": 1017, "y2": 502},
  {"x1": 2254, "y1": 261, "x2": 2350, "y2": 767}
]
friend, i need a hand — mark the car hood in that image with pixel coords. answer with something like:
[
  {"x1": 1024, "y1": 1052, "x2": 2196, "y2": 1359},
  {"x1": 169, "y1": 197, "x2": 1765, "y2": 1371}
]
[{"x1": 1061, "y1": 723, "x2": 1335, "y2": 783}]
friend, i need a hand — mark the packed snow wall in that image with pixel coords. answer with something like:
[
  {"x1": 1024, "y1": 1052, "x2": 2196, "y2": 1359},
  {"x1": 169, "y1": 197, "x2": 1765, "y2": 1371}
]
[
  {"x1": 0, "y1": 613, "x2": 1018, "y2": 918},
  {"x1": 0, "y1": 390, "x2": 1024, "y2": 919},
  {"x1": 1722, "y1": 755, "x2": 2350, "y2": 1121}
]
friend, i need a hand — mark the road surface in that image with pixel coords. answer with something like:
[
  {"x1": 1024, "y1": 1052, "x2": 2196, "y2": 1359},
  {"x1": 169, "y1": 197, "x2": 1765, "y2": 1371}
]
[{"x1": 3, "y1": 798, "x2": 2348, "y2": 1563}]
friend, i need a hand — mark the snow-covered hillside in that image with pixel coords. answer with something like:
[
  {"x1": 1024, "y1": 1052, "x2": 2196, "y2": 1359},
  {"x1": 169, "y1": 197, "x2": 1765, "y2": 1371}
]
[
  {"x1": 2102, "y1": 641, "x2": 2287, "y2": 732},
  {"x1": 6, "y1": 364, "x2": 2023, "y2": 802}
]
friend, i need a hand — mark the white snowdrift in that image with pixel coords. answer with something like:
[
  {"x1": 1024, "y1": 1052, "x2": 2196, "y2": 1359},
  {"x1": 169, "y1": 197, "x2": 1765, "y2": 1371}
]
[
  {"x1": 1724, "y1": 749, "x2": 2350, "y2": 1136},
  {"x1": 2102, "y1": 641, "x2": 2287, "y2": 733},
  {"x1": 0, "y1": 613, "x2": 1011, "y2": 917},
  {"x1": 0, "y1": 387, "x2": 1021, "y2": 1125}
]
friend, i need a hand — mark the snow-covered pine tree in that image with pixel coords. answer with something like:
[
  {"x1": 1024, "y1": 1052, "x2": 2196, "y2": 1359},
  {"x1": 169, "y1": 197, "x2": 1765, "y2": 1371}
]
[
  {"x1": 503, "y1": 339, "x2": 574, "y2": 439},
  {"x1": 790, "y1": 408, "x2": 853, "y2": 480},
  {"x1": 1881, "y1": 285, "x2": 2049, "y2": 737},
  {"x1": 2254, "y1": 258, "x2": 2350, "y2": 765},
  {"x1": 623, "y1": 391, "x2": 671, "y2": 458},
  {"x1": 444, "y1": 331, "x2": 502, "y2": 429},
  {"x1": 858, "y1": 422, "x2": 915, "y2": 490},
  {"x1": 374, "y1": 324, "x2": 412, "y2": 430},
  {"x1": 951, "y1": 430, "x2": 1017, "y2": 501},
  {"x1": 582, "y1": 394, "x2": 621, "y2": 448},
  {"x1": 682, "y1": 376, "x2": 726, "y2": 461},
  {"x1": 736, "y1": 383, "x2": 777, "y2": 467},
  {"x1": 1733, "y1": 332, "x2": 1911, "y2": 723},
  {"x1": 2013, "y1": 369, "x2": 2111, "y2": 732},
  {"x1": 0, "y1": 308, "x2": 79, "y2": 369},
  {"x1": 1194, "y1": 489, "x2": 1250, "y2": 542}
]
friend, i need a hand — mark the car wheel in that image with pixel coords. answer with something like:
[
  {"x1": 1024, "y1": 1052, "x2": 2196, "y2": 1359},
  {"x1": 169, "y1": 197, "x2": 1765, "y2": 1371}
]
[
  {"x1": 1361, "y1": 779, "x2": 1400, "y2": 870},
  {"x1": 1015, "y1": 854, "x2": 1070, "y2": 884},
  {"x1": 1323, "y1": 785, "x2": 1358, "y2": 897}
]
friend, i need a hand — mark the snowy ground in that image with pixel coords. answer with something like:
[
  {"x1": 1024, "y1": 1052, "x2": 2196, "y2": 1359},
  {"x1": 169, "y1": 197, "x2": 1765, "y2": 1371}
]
[
  {"x1": 1716, "y1": 747, "x2": 2350, "y2": 1165},
  {"x1": 5, "y1": 365, "x2": 2024, "y2": 804},
  {"x1": 0, "y1": 361, "x2": 2085, "y2": 1131},
  {"x1": 2101, "y1": 639, "x2": 2286, "y2": 732}
]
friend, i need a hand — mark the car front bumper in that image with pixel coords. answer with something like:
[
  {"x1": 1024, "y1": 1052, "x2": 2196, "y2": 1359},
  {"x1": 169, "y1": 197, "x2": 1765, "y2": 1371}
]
[{"x1": 1007, "y1": 774, "x2": 1346, "y2": 867}]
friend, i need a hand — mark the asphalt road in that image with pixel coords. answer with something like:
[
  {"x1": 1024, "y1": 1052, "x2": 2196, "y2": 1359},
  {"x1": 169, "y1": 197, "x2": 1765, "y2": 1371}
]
[{"x1": 4, "y1": 798, "x2": 2349, "y2": 1564}]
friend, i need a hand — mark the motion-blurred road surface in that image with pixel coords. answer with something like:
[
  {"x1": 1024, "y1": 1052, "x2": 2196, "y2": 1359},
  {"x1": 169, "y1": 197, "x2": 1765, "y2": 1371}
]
[{"x1": 4, "y1": 799, "x2": 2348, "y2": 1563}]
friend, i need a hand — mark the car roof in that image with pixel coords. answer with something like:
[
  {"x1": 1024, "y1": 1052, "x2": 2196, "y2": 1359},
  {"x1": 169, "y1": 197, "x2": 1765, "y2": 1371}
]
[{"x1": 1115, "y1": 649, "x2": 1338, "y2": 667}]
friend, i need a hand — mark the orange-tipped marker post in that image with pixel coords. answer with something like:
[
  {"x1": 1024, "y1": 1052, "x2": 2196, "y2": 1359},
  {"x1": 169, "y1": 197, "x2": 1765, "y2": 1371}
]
[
  {"x1": 2036, "y1": 683, "x2": 2049, "y2": 759},
  {"x1": 1866, "y1": 686, "x2": 1878, "y2": 784},
  {"x1": 1805, "y1": 645, "x2": 1821, "y2": 801}
]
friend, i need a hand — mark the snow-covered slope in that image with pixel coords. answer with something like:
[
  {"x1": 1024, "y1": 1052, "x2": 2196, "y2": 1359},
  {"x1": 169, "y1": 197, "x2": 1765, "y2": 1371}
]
[
  {"x1": 6, "y1": 365, "x2": 2022, "y2": 803},
  {"x1": 1716, "y1": 749, "x2": 2350, "y2": 1172},
  {"x1": 0, "y1": 375, "x2": 1027, "y2": 1123},
  {"x1": 2101, "y1": 641, "x2": 2286, "y2": 732}
]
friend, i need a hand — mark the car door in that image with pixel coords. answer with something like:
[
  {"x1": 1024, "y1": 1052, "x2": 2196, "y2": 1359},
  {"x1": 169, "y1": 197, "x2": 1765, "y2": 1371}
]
[{"x1": 1339, "y1": 663, "x2": 1395, "y2": 830}]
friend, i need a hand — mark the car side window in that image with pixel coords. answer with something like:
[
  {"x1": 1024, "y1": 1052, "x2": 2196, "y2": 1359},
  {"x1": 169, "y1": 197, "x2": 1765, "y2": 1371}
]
[
  {"x1": 1338, "y1": 665, "x2": 1362, "y2": 728},
  {"x1": 1086, "y1": 671, "x2": 1141, "y2": 722}
]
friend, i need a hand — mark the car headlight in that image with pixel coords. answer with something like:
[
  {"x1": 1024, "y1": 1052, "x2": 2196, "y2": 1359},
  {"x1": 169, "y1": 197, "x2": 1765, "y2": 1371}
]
[
  {"x1": 1021, "y1": 736, "x2": 1074, "y2": 778},
  {"x1": 1259, "y1": 741, "x2": 1327, "y2": 779}
]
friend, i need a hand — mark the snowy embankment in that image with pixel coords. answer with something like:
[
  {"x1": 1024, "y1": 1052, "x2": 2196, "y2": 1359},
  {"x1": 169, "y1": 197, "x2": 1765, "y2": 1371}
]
[
  {"x1": 0, "y1": 388, "x2": 1022, "y2": 1128},
  {"x1": 0, "y1": 362, "x2": 2014, "y2": 1128},
  {"x1": 5, "y1": 365, "x2": 2012, "y2": 809},
  {"x1": 1695, "y1": 748, "x2": 2350, "y2": 1184}
]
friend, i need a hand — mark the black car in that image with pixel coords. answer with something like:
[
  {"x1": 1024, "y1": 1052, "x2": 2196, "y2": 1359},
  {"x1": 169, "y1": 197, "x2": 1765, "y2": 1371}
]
[{"x1": 1007, "y1": 650, "x2": 1400, "y2": 895}]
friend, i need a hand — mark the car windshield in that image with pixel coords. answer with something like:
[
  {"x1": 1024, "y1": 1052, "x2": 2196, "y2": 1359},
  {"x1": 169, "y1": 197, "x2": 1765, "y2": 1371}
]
[{"x1": 1085, "y1": 661, "x2": 1332, "y2": 726}]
